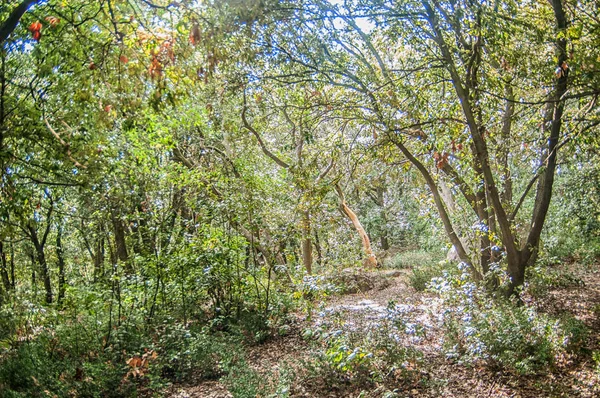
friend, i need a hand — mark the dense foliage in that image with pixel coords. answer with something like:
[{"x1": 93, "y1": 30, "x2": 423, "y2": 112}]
[{"x1": 0, "y1": 0, "x2": 599, "y2": 396}]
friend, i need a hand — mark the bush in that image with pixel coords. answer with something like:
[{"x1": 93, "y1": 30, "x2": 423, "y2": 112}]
[
  {"x1": 300, "y1": 301, "x2": 423, "y2": 393},
  {"x1": 386, "y1": 249, "x2": 442, "y2": 270},
  {"x1": 221, "y1": 362, "x2": 265, "y2": 398},
  {"x1": 0, "y1": 329, "x2": 135, "y2": 398},
  {"x1": 409, "y1": 260, "x2": 458, "y2": 292},
  {"x1": 431, "y1": 270, "x2": 588, "y2": 375},
  {"x1": 526, "y1": 264, "x2": 584, "y2": 297}
]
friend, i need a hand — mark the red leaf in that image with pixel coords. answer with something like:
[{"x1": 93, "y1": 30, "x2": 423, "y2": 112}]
[
  {"x1": 29, "y1": 21, "x2": 42, "y2": 33},
  {"x1": 44, "y1": 16, "x2": 60, "y2": 27}
]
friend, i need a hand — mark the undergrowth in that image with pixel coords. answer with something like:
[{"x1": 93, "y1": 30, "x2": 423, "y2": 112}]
[{"x1": 430, "y1": 266, "x2": 589, "y2": 375}]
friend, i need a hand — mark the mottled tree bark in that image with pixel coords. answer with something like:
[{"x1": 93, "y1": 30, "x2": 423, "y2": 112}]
[{"x1": 335, "y1": 184, "x2": 377, "y2": 268}]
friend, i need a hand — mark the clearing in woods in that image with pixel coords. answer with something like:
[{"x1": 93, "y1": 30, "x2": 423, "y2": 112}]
[{"x1": 169, "y1": 265, "x2": 600, "y2": 398}]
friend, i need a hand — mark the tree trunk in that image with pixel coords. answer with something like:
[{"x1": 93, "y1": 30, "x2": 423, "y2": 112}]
[
  {"x1": 28, "y1": 248, "x2": 36, "y2": 287},
  {"x1": 94, "y1": 236, "x2": 105, "y2": 281},
  {"x1": 314, "y1": 229, "x2": 323, "y2": 265},
  {"x1": 507, "y1": 0, "x2": 569, "y2": 295},
  {"x1": 392, "y1": 138, "x2": 482, "y2": 281},
  {"x1": 335, "y1": 184, "x2": 377, "y2": 268},
  {"x1": 376, "y1": 186, "x2": 390, "y2": 251},
  {"x1": 28, "y1": 225, "x2": 53, "y2": 304},
  {"x1": 9, "y1": 241, "x2": 15, "y2": 289},
  {"x1": 422, "y1": 0, "x2": 520, "y2": 272},
  {"x1": 56, "y1": 225, "x2": 66, "y2": 305},
  {"x1": 0, "y1": 0, "x2": 40, "y2": 45},
  {"x1": 0, "y1": 241, "x2": 11, "y2": 292},
  {"x1": 301, "y1": 211, "x2": 312, "y2": 274},
  {"x1": 500, "y1": 85, "x2": 515, "y2": 207},
  {"x1": 111, "y1": 212, "x2": 129, "y2": 272}
]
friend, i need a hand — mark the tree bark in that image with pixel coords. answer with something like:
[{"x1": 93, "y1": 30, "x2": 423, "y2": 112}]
[
  {"x1": 0, "y1": 241, "x2": 11, "y2": 292},
  {"x1": 375, "y1": 186, "x2": 390, "y2": 250},
  {"x1": 314, "y1": 229, "x2": 323, "y2": 265},
  {"x1": 111, "y1": 212, "x2": 129, "y2": 264},
  {"x1": 500, "y1": 85, "x2": 515, "y2": 207},
  {"x1": 335, "y1": 184, "x2": 378, "y2": 268},
  {"x1": 301, "y1": 211, "x2": 312, "y2": 274},
  {"x1": 517, "y1": 0, "x2": 569, "y2": 288},
  {"x1": 94, "y1": 236, "x2": 105, "y2": 281},
  {"x1": 28, "y1": 223, "x2": 53, "y2": 304},
  {"x1": 56, "y1": 224, "x2": 66, "y2": 305},
  {"x1": 9, "y1": 241, "x2": 15, "y2": 289},
  {"x1": 392, "y1": 138, "x2": 482, "y2": 281},
  {"x1": 422, "y1": 0, "x2": 520, "y2": 270}
]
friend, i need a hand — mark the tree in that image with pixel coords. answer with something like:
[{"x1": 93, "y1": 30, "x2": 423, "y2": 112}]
[{"x1": 258, "y1": 0, "x2": 599, "y2": 292}]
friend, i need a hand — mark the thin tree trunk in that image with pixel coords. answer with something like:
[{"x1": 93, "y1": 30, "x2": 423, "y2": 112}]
[
  {"x1": 422, "y1": 0, "x2": 520, "y2": 269},
  {"x1": 314, "y1": 229, "x2": 322, "y2": 266},
  {"x1": 111, "y1": 211, "x2": 129, "y2": 272},
  {"x1": 515, "y1": 0, "x2": 569, "y2": 292},
  {"x1": 500, "y1": 84, "x2": 515, "y2": 207},
  {"x1": 335, "y1": 184, "x2": 378, "y2": 268},
  {"x1": 28, "y1": 225, "x2": 53, "y2": 304},
  {"x1": 392, "y1": 139, "x2": 482, "y2": 281},
  {"x1": 472, "y1": 147, "x2": 493, "y2": 276},
  {"x1": 0, "y1": 241, "x2": 11, "y2": 292},
  {"x1": 301, "y1": 211, "x2": 312, "y2": 274},
  {"x1": 29, "y1": 248, "x2": 36, "y2": 288},
  {"x1": 94, "y1": 236, "x2": 105, "y2": 281},
  {"x1": 376, "y1": 186, "x2": 390, "y2": 251},
  {"x1": 9, "y1": 241, "x2": 15, "y2": 289},
  {"x1": 56, "y1": 224, "x2": 66, "y2": 305}
]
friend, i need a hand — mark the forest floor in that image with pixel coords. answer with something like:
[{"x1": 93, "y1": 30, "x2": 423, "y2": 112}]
[{"x1": 168, "y1": 263, "x2": 600, "y2": 398}]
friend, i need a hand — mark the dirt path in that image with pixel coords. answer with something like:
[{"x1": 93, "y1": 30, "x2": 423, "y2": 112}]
[{"x1": 169, "y1": 267, "x2": 600, "y2": 398}]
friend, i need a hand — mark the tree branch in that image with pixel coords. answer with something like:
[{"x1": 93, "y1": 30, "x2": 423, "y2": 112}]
[
  {"x1": 43, "y1": 118, "x2": 87, "y2": 169},
  {"x1": 242, "y1": 91, "x2": 290, "y2": 169}
]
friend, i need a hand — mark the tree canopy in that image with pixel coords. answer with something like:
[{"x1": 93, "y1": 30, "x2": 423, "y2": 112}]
[{"x1": 0, "y1": 0, "x2": 599, "y2": 396}]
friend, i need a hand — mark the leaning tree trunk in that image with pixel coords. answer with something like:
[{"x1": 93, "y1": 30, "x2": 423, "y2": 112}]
[{"x1": 335, "y1": 184, "x2": 378, "y2": 268}]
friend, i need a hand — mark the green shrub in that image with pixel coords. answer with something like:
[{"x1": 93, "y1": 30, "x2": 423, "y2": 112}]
[
  {"x1": 409, "y1": 260, "x2": 458, "y2": 292},
  {"x1": 221, "y1": 364, "x2": 265, "y2": 398},
  {"x1": 430, "y1": 271, "x2": 589, "y2": 375},
  {"x1": 593, "y1": 351, "x2": 600, "y2": 375},
  {"x1": 386, "y1": 249, "x2": 442, "y2": 270},
  {"x1": 526, "y1": 265, "x2": 584, "y2": 297},
  {"x1": 301, "y1": 301, "x2": 423, "y2": 393}
]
